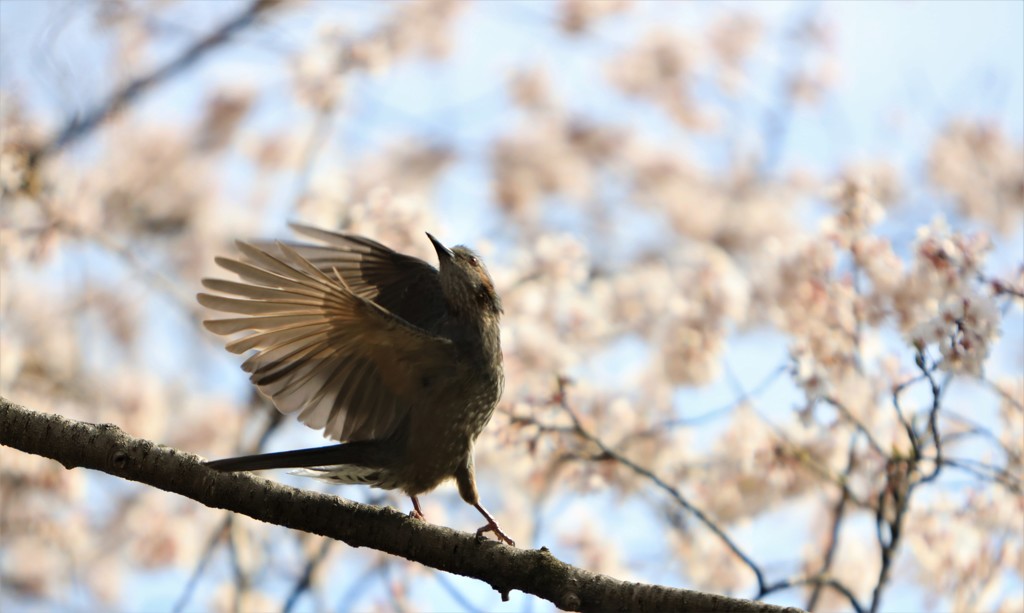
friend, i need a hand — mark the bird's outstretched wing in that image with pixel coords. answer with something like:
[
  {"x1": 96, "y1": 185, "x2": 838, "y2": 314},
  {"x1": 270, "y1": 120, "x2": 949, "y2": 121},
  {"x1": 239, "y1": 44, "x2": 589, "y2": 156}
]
[
  {"x1": 251, "y1": 223, "x2": 447, "y2": 330},
  {"x1": 198, "y1": 240, "x2": 454, "y2": 442}
]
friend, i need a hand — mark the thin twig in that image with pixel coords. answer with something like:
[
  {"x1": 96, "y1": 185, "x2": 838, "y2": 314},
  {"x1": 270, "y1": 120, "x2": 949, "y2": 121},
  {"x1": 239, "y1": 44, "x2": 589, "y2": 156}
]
[
  {"x1": 869, "y1": 457, "x2": 912, "y2": 613},
  {"x1": 435, "y1": 572, "x2": 485, "y2": 613},
  {"x1": 763, "y1": 575, "x2": 865, "y2": 613},
  {"x1": 172, "y1": 516, "x2": 231, "y2": 613},
  {"x1": 806, "y1": 434, "x2": 859, "y2": 611},
  {"x1": 655, "y1": 363, "x2": 788, "y2": 431},
  {"x1": 869, "y1": 351, "x2": 947, "y2": 613},
  {"x1": 553, "y1": 378, "x2": 770, "y2": 596},
  {"x1": 981, "y1": 375, "x2": 1024, "y2": 412},
  {"x1": 916, "y1": 357, "x2": 947, "y2": 485},
  {"x1": 335, "y1": 559, "x2": 388, "y2": 612},
  {"x1": 282, "y1": 538, "x2": 333, "y2": 613},
  {"x1": 821, "y1": 396, "x2": 886, "y2": 458},
  {"x1": 29, "y1": 0, "x2": 282, "y2": 164},
  {"x1": 173, "y1": 396, "x2": 283, "y2": 612},
  {"x1": 941, "y1": 458, "x2": 1022, "y2": 495},
  {"x1": 892, "y1": 380, "x2": 922, "y2": 461}
]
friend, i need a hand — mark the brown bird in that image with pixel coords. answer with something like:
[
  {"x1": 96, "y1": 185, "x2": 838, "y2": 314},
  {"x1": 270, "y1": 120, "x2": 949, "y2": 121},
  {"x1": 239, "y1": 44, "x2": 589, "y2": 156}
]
[{"x1": 199, "y1": 223, "x2": 514, "y2": 546}]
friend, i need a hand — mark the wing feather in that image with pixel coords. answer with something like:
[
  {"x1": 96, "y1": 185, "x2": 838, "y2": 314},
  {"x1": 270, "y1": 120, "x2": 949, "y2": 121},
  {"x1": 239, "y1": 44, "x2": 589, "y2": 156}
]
[
  {"x1": 202, "y1": 278, "x2": 325, "y2": 304},
  {"x1": 200, "y1": 235, "x2": 453, "y2": 442},
  {"x1": 248, "y1": 223, "x2": 447, "y2": 329}
]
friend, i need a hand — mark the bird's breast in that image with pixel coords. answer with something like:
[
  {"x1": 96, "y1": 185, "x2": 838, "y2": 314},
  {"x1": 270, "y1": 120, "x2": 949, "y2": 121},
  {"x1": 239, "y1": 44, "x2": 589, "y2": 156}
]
[{"x1": 397, "y1": 351, "x2": 502, "y2": 491}]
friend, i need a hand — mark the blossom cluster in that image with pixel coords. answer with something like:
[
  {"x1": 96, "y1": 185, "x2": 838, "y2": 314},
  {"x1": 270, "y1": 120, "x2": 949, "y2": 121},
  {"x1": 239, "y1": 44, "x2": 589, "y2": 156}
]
[{"x1": 1, "y1": 2, "x2": 1021, "y2": 612}]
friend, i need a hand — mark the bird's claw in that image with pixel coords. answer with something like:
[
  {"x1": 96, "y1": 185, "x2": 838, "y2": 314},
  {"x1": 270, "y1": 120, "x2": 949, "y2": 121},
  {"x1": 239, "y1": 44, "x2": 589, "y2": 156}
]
[
  {"x1": 409, "y1": 496, "x2": 425, "y2": 521},
  {"x1": 475, "y1": 521, "x2": 516, "y2": 546}
]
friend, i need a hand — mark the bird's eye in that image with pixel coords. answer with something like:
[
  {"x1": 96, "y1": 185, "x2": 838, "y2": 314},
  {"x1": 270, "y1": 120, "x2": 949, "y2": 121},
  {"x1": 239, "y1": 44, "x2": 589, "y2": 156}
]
[{"x1": 467, "y1": 256, "x2": 479, "y2": 267}]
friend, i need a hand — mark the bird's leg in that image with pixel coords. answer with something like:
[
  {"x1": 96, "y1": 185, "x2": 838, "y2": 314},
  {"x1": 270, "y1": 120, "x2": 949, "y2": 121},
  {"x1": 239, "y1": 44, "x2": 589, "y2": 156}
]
[
  {"x1": 455, "y1": 453, "x2": 515, "y2": 546},
  {"x1": 473, "y1": 502, "x2": 515, "y2": 546},
  {"x1": 409, "y1": 496, "x2": 425, "y2": 521}
]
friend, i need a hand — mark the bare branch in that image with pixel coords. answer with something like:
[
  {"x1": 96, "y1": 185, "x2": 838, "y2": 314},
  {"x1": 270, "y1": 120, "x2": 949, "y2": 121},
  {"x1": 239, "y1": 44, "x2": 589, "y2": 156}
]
[
  {"x1": 805, "y1": 435, "x2": 859, "y2": 611},
  {"x1": 29, "y1": 0, "x2": 283, "y2": 164},
  {"x1": 0, "y1": 397, "x2": 801, "y2": 613},
  {"x1": 762, "y1": 575, "x2": 864, "y2": 613},
  {"x1": 551, "y1": 379, "x2": 771, "y2": 598},
  {"x1": 869, "y1": 351, "x2": 948, "y2": 613},
  {"x1": 173, "y1": 515, "x2": 230, "y2": 613},
  {"x1": 821, "y1": 396, "x2": 886, "y2": 458},
  {"x1": 283, "y1": 538, "x2": 333, "y2": 613}
]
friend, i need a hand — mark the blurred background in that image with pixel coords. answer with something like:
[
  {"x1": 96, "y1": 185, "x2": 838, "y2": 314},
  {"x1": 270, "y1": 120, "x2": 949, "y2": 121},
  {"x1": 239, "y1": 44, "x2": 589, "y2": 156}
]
[{"x1": 1, "y1": 1, "x2": 1021, "y2": 611}]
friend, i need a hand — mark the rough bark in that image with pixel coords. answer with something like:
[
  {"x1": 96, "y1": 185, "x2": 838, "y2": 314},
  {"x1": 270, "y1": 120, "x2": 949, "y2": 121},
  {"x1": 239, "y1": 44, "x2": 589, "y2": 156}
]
[{"x1": 1, "y1": 396, "x2": 802, "y2": 613}]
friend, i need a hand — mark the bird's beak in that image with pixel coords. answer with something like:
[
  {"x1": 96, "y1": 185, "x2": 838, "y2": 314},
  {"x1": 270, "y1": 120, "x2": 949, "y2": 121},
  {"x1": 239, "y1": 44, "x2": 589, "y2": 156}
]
[{"x1": 426, "y1": 232, "x2": 454, "y2": 261}]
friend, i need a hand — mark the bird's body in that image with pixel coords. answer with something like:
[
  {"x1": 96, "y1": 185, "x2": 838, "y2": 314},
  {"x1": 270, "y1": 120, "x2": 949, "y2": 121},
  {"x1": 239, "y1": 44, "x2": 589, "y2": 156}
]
[{"x1": 200, "y1": 224, "x2": 513, "y2": 545}]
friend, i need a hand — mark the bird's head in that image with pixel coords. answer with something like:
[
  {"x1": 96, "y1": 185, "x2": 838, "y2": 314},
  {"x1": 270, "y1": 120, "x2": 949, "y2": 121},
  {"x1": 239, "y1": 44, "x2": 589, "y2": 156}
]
[{"x1": 427, "y1": 233, "x2": 503, "y2": 318}]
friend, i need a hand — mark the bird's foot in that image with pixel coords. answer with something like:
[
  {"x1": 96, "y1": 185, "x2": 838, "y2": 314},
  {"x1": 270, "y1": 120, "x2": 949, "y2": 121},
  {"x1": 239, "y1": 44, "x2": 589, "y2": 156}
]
[
  {"x1": 409, "y1": 496, "x2": 426, "y2": 521},
  {"x1": 475, "y1": 520, "x2": 516, "y2": 547}
]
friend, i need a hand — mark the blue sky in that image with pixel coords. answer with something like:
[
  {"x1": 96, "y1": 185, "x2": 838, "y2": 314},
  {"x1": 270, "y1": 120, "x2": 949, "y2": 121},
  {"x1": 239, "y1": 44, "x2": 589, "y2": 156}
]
[{"x1": 2, "y1": 1, "x2": 1022, "y2": 611}]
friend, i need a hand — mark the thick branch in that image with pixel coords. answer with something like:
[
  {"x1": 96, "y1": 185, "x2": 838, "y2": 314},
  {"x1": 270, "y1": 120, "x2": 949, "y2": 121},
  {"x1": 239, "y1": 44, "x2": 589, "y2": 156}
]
[{"x1": 0, "y1": 397, "x2": 799, "y2": 613}]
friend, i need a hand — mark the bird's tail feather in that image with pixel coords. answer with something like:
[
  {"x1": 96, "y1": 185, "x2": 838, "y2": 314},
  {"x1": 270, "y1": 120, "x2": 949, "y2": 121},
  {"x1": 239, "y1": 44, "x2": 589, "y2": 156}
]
[{"x1": 205, "y1": 442, "x2": 379, "y2": 472}]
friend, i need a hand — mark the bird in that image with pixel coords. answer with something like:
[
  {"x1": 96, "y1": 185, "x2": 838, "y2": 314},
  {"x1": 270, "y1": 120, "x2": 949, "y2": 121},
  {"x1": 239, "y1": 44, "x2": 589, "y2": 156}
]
[{"x1": 198, "y1": 223, "x2": 514, "y2": 546}]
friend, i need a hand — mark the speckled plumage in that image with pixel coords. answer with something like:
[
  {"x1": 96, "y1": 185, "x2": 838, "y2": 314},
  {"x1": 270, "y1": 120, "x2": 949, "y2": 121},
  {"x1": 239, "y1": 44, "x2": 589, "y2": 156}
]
[{"x1": 200, "y1": 224, "x2": 513, "y2": 545}]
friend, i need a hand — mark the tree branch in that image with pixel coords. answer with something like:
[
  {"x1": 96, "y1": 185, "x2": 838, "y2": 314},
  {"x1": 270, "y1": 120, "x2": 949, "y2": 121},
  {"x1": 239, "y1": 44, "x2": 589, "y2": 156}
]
[
  {"x1": 29, "y1": 0, "x2": 281, "y2": 164},
  {"x1": 0, "y1": 397, "x2": 800, "y2": 613},
  {"x1": 554, "y1": 383, "x2": 770, "y2": 596}
]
